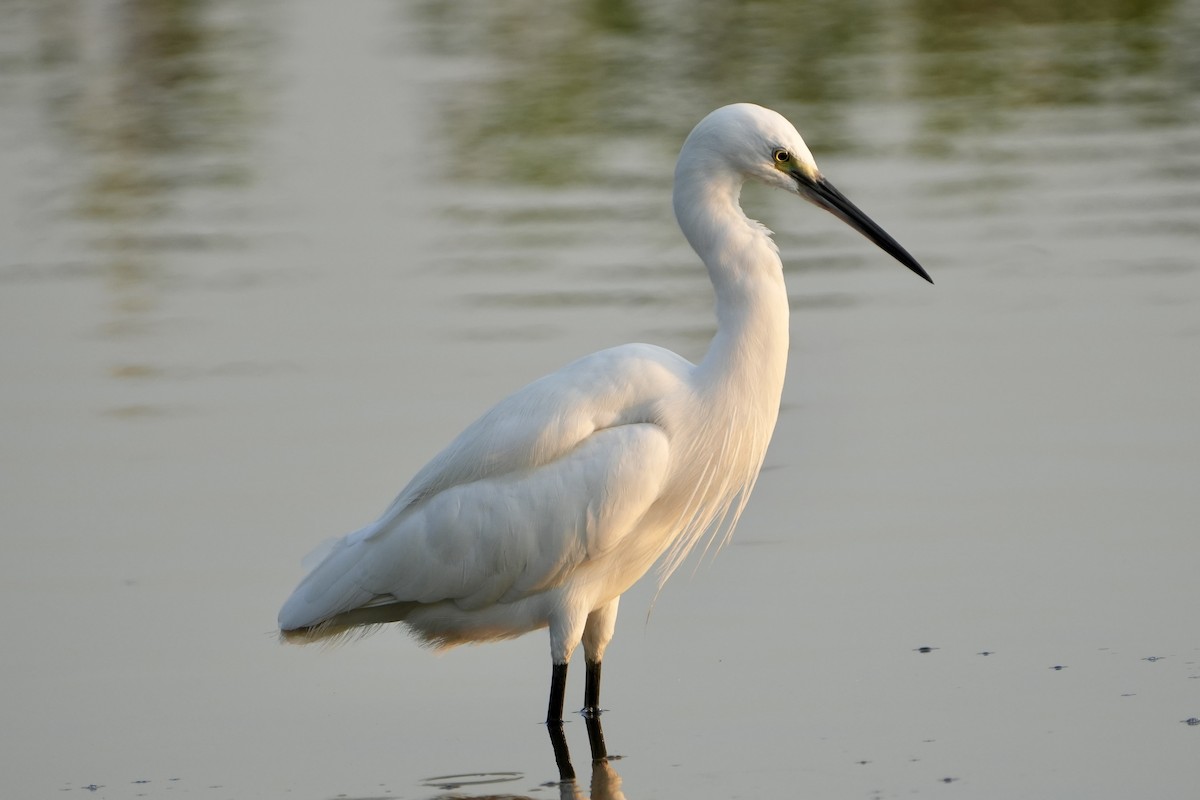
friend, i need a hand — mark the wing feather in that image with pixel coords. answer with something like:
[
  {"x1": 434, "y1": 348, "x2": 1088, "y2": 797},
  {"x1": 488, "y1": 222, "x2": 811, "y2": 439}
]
[
  {"x1": 377, "y1": 344, "x2": 687, "y2": 516},
  {"x1": 279, "y1": 344, "x2": 688, "y2": 631}
]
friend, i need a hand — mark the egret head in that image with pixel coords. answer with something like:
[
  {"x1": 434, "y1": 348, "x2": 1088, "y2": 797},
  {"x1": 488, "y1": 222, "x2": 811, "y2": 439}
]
[
  {"x1": 683, "y1": 103, "x2": 933, "y2": 284},
  {"x1": 682, "y1": 103, "x2": 819, "y2": 191}
]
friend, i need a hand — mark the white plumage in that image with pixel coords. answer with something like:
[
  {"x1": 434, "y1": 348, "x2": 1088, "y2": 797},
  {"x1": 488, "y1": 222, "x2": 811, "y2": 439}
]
[{"x1": 279, "y1": 103, "x2": 930, "y2": 721}]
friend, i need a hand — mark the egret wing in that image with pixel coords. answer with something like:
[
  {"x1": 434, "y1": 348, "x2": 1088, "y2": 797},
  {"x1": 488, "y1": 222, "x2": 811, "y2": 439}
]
[
  {"x1": 279, "y1": 344, "x2": 689, "y2": 630},
  {"x1": 363, "y1": 421, "x2": 670, "y2": 608},
  {"x1": 278, "y1": 422, "x2": 670, "y2": 628},
  {"x1": 380, "y1": 343, "x2": 687, "y2": 516}
]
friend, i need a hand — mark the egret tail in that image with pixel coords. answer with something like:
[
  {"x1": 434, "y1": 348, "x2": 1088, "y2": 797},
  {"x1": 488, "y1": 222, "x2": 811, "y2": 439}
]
[{"x1": 279, "y1": 600, "x2": 420, "y2": 645}]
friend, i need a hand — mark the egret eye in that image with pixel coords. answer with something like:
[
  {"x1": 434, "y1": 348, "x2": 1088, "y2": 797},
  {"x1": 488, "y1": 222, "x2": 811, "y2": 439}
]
[{"x1": 773, "y1": 149, "x2": 790, "y2": 164}]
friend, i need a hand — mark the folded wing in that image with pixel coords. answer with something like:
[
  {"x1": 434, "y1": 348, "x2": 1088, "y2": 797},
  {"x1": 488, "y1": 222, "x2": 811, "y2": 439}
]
[{"x1": 279, "y1": 344, "x2": 687, "y2": 632}]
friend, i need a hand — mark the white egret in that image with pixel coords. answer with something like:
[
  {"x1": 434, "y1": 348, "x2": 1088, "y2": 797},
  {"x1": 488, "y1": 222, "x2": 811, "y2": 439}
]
[{"x1": 278, "y1": 103, "x2": 931, "y2": 723}]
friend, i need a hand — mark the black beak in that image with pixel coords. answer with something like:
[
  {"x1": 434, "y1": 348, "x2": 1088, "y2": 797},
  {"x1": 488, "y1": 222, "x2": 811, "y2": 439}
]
[{"x1": 795, "y1": 173, "x2": 933, "y2": 284}]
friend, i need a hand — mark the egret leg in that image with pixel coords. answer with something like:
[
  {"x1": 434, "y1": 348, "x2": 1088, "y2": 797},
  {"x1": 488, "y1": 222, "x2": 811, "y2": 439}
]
[
  {"x1": 546, "y1": 719, "x2": 575, "y2": 782},
  {"x1": 547, "y1": 662, "x2": 568, "y2": 724},
  {"x1": 580, "y1": 597, "x2": 619, "y2": 716},
  {"x1": 584, "y1": 712, "x2": 608, "y2": 762},
  {"x1": 583, "y1": 659, "x2": 602, "y2": 716}
]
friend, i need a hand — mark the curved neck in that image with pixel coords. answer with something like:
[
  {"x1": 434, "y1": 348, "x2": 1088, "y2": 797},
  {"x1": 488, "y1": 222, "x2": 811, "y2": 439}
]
[{"x1": 673, "y1": 165, "x2": 791, "y2": 406}]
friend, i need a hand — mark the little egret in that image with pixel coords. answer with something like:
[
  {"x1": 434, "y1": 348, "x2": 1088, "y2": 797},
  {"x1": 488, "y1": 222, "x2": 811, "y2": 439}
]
[{"x1": 279, "y1": 103, "x2": 931, "y2": 722}]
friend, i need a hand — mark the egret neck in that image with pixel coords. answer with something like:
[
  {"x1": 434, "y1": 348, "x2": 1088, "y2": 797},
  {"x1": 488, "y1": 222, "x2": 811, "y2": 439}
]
[{"x1": 674, "y1": 151, "x2": 790, "y2": 428}]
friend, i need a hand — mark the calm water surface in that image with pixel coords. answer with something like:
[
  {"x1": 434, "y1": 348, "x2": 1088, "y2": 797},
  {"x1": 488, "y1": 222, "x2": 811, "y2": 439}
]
[{"x1": 2, "y1": 0, "x2": 1199, "y2": 798}]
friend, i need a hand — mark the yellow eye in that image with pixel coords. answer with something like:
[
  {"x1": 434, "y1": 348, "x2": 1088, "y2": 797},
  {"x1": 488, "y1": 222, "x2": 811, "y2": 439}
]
[{"x1": 773, "y1": 149, "x2": 790, "y2": 164}]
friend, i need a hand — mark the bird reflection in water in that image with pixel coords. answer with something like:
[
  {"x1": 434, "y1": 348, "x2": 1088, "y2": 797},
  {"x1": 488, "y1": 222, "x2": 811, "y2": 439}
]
[
  {"x1": 422, "y1": 715, "x2": 624, "y2": 800},
  {"x1": 547, "y1": 714, "x2": 622, "y2": 798}
]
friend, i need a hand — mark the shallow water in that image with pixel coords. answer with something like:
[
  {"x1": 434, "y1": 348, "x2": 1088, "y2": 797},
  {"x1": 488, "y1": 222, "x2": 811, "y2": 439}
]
[{"x1": 3, "y1": 0, "x2": 1199, "y2": 797}]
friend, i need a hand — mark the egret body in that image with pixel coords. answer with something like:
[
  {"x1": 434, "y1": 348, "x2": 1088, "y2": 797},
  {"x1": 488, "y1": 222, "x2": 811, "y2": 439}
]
[{"x1": 278, "y1": 103, "x2": 931, "y2": 722}]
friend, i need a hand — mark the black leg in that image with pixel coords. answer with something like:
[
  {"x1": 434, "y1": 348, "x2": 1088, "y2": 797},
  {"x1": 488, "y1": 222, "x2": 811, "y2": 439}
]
[
  {"x1": 547, "y1": 661, "x2": 568, "y2": 723},
  {"x1": 546, "y1": 720, "x2": 575, "y2": 782},
  {"x1": 584, "y1": 713, "x2": 608, "y2": 762},
  {"x1": 583, "y1": 658, "x2": 602, "y2": 716}
]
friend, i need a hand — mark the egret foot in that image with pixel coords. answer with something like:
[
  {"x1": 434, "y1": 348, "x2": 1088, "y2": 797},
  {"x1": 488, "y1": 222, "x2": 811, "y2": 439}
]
[
  {"x1": 582, "y1": 658, "x2": 603, "y2": 717},
  {"x1": 547, "y1": 662, "x2": 568, "y2": 723}
]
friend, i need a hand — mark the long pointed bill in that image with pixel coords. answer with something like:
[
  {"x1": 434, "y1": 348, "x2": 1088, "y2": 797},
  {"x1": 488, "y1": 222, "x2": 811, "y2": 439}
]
[{"x1": 795, "y1": 173, "x2": 933, "y2": 284}]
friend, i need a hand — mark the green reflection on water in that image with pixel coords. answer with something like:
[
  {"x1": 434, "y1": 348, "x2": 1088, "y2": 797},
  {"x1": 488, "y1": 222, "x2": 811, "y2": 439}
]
[
  {"x1": 4, "y1": 0, "x2": 274, "y2": 327},
  {"x1": 415, "y1": 0, "x2": 1193, "y2": 183},
  {"x1": 910, "y1": 0, "x2": 1183, "y2": 144}
]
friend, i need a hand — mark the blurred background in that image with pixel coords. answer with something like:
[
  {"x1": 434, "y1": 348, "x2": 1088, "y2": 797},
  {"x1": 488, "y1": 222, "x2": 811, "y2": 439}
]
[{"x1": 2, "y1": 0, "x2": 1198, "y2": 798}]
